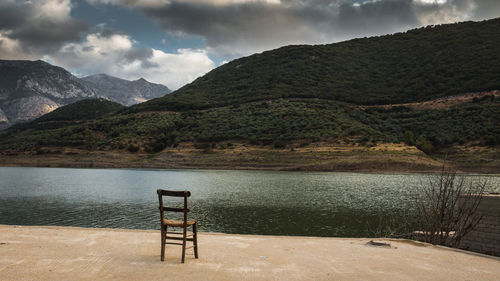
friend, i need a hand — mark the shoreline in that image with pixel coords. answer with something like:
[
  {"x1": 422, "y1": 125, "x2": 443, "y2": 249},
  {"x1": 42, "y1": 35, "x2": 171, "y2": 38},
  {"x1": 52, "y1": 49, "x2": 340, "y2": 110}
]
[
  {"x1": 1, "y1": 164, "x2": 500, "y2": 177},
  {"x1": 1, "y1": 142, "x2": 499, "y2": 174},
  {"x1": 0, "y1": 159, "x2": 498, "y2": 174},
  {"x1": 1, "y1": 225, "x2": 499, "y2": 280}
]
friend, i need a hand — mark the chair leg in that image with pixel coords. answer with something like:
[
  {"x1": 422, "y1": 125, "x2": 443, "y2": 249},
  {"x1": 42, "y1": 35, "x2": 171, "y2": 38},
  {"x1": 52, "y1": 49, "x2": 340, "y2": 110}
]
[
  {"x1": 160, "y1": 226, "x2": 166, "y2": 261},
  {"x1": 181, "y1": 226, "x2": 187, "y2": 263},
  {"x1": 193, "y1": 223, "x2": 198, "y2": 259}
]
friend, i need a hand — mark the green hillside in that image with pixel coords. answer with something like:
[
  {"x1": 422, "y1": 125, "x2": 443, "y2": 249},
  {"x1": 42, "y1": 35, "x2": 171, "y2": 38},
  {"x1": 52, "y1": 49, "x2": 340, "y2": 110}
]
[
  {"x1": 0, "y1": 18, "x2": 499, "y2": 165},
  {"x1": 1, "y1": 96, "x2": 498, "y2": 152},
  {"x1": 36, "y1": 98, "x2": 124, "y2": 122},
  {"x1": 6, "y1": 98, "x2": 124, "y2": 132},
  {"x1": 129, "y1": 18, "x2": 500, "y2": 112}
]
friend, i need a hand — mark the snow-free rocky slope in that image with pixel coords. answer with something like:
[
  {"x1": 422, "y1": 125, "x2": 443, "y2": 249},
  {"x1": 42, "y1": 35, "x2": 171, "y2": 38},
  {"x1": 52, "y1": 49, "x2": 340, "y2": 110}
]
[
  {"x1": 0, "y1": 60, "x2": 99, "y2": 129},
  {"x1": 81, "y1": 74, "x2": 170, "y2": 106},
  {"x1": 0, "y1": 60, "x2": 170, "y2": 129}
]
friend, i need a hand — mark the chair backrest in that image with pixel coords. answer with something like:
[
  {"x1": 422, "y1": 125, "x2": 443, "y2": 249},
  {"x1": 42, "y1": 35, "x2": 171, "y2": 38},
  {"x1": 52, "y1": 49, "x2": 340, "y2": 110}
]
[{"x1": 157, "y1": 189, "x2": 190, "y2": 224}]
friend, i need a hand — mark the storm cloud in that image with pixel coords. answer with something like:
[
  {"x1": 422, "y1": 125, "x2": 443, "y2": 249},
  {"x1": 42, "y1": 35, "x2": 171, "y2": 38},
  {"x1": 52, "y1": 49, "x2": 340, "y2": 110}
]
[
  {"x1": 1, "y1": 0, "x2": 499, "y2": 89},
  {"x1": 123, "y1": 47, "x2": 159, "y2": 68},
  {"x1": 122, "y1": 0, "x2": 498, "y2": 58},
  {"x1": 0, "y1": 0, "x2": 87, "y2": 58}
]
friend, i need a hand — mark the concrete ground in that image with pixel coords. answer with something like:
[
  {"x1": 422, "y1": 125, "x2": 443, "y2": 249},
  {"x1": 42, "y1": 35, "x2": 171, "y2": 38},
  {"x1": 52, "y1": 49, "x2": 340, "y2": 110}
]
[{"x1": 0, "y1": 225, "x2": 499, "y2": 281}]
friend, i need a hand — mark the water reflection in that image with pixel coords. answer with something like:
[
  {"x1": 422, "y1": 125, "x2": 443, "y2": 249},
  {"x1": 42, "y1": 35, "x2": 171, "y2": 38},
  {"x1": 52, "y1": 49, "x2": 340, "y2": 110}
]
[{"x1": 0, "y1": 167, "x2": 498, "y2": 237}]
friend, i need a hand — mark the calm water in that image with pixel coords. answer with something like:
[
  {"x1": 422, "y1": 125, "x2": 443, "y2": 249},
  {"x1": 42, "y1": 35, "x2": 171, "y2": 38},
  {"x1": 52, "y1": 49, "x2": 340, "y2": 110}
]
[{"x1": 0, "y1": 167, "x2": 498, "y2": 237}]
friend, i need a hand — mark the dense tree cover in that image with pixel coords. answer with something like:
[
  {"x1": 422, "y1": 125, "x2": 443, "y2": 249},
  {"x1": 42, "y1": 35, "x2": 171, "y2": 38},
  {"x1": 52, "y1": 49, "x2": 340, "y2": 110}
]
[
  {"x1": 1, "y1": 97, "x2": 498, "y2": 153},
  {"x1": 36, "y1": 99, "x2": 123, "y2": 122},
  {"x1": 128, "y1": 18, "x2": 500, "y2": 112},
  {"x1": 361, "y1": 96, "x2": 500, "y2": 147},
  {"x1": 1, "y1": 19, "x2": 499, "y2": 154},
  {"x1": 7, "y1": 98, "x2": 124, "y2": 132}
]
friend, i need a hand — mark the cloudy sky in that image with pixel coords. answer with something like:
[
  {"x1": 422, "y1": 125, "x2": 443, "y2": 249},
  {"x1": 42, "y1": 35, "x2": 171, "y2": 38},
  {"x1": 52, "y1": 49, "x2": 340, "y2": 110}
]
[{"x1": 0, "y1": 0, "x2": 499, "y2": 89}]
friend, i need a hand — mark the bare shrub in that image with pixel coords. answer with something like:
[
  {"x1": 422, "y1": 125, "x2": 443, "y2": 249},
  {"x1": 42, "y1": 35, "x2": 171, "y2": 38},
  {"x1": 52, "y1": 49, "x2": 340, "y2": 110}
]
[{"x1": 414, "y1": 165, "x2": 487, "y2": 247}]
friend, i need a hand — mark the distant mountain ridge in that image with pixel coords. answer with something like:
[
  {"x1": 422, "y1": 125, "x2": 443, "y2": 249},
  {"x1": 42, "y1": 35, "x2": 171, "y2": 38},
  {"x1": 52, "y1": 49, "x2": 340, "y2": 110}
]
[
  {"x1": 0, "y1": 60, "x2": 99, "y2": 129},
  {"x1": 81, "y1": 74, "x2": 170, "y2": 106},
  {"x1": 0, "y1": 60, "x2": 170, "y2": 129}
]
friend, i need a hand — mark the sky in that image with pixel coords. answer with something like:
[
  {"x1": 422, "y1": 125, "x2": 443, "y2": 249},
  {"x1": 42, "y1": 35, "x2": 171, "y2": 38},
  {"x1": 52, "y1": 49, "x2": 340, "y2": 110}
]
[{"x1": 0, "y1": 0, "x2": 499, "y2": 90}]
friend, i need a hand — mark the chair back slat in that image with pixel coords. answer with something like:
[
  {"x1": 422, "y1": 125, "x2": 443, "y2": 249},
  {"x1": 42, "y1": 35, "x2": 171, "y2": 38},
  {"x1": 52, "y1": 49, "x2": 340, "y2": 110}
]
[
  {"x1": 163, "y1": 207, "x2": 189, "y2": 213},
  {"x1": 157, "y1": 189, "x2": 190, "y2": 222},
  {"x1": 158, "y1": 190, "x2": 191, "y2": 197}
]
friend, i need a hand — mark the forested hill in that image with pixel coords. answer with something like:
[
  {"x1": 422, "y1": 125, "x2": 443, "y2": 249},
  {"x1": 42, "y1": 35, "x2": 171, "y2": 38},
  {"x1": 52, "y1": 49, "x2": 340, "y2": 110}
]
[
  {"x1": 130, "y1": 18, "x2": 500, "y2": 112},
  {"x1": 1, "y1": 18, "x2": 499, "y2": 168},
  {"x1": 35, "y1": 99, "x2": 123, "y2": 123}
]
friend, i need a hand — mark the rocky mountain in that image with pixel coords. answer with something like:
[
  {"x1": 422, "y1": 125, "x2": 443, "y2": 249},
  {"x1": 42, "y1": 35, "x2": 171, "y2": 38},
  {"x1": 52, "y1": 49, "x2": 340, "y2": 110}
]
[
  {"x1": 0, "y1": 60, "x2": 99, "y2": 129},
  {"x1": 0, "y1": 60, "x2": 170, "y2": 129},
  {"x1": 0, "y1": 18, "x2": 499, "y2": 173},
  {"x1": 81, "y1": 74, "x2": 170, "y2": 106}
]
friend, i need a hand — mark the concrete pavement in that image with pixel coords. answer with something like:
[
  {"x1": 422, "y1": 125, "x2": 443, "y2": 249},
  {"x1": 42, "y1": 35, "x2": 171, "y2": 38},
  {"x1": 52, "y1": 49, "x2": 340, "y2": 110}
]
[{"x1": 0, "y1": 225, "x2": 499, "y2": 280}]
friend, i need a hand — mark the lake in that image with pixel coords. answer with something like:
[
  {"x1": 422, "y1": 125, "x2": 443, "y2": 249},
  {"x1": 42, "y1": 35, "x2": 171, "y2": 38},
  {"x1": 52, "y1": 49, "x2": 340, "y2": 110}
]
[{"x1": 0, "y1": 167, "x2": 498, "y2": 237}]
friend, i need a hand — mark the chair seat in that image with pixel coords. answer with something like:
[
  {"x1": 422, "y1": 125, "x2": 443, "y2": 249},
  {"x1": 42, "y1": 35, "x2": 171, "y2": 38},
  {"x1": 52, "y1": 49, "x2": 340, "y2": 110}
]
[{"x1": 163, "y1": 219, "x2": 196, "y2": 227}]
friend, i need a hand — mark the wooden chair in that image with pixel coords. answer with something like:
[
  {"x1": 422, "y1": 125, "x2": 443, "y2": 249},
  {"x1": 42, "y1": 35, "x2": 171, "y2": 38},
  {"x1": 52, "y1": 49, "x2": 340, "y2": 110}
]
[{"x1": 157, "y1": 189, "x2": 198, "y2": 263}]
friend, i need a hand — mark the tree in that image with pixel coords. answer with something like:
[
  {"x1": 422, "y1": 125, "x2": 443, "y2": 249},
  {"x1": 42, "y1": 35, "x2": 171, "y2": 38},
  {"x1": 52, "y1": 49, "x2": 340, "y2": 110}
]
[
  {"x1": 404, "y1": 130, "x2": 415, "y2": 146},
  {"x1": 416, "y1": 136, "x2": 434, "y2": 154},
  {"x1": 413, "y1": 164, "x2": 488, "y2": 247}
]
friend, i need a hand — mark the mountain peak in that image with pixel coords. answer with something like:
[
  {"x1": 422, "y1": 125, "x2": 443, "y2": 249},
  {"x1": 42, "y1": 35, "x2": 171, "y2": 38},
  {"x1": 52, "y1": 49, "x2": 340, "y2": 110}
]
[
  {"x1": 0, "y1": 59, "x2": 100, "y2": 129},
  {"x1": 80, "y1": 74, "x2": 171, "y2": 106},
  {"x1": 0, "y1": 59, "x2": 172, "y2": 129},
  {"x1": 32, "y1": 60, "x2": 52, "y2": 67}
]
